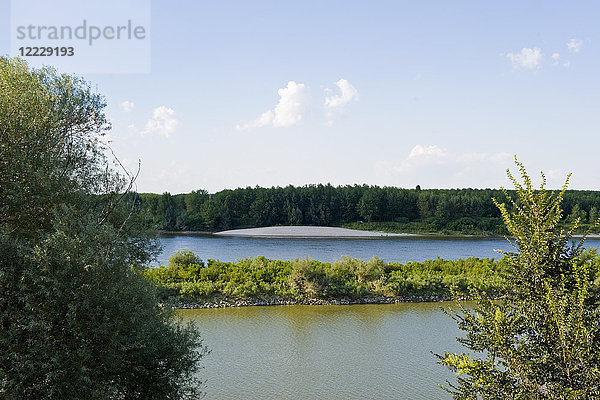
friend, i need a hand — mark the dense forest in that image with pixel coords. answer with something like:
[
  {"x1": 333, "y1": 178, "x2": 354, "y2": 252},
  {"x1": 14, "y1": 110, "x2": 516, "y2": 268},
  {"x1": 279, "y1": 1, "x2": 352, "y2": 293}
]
[{"x1": 137, "y1": 185, "x2": 600, "y2": 234}]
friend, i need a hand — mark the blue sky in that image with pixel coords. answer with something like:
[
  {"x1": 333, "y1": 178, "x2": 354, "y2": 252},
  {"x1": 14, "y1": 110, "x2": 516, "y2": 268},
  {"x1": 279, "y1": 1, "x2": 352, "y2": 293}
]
[{"x1": 2, "y1": 1, "x2": 600, "y2": 193}]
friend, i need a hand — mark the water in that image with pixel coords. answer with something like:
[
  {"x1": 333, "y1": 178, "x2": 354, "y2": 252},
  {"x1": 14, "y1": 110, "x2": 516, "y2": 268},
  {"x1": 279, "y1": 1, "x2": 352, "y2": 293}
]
[
  {"x1": 157, "y1": 233, "x2": 600, "y2": 265},
  {"x1": 181, "y1": 303, "x2": 464, "y2": 400},
  {"x1": 172, "y1": 234, "x2": 600, "y2": 399}
]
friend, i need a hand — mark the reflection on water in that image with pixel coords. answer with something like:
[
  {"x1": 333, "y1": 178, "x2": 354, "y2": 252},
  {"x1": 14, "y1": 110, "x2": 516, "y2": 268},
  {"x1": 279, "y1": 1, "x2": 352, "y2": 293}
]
[{"x1": 181, "y1": 303, "x2": 465, "y2": 400}]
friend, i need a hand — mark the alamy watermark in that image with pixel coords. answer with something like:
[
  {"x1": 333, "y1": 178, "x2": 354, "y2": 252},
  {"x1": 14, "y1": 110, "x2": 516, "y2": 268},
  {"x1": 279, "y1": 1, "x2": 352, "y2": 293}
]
[{"x1": 10, "y1": 0, "x2": 151, "y2": 74}]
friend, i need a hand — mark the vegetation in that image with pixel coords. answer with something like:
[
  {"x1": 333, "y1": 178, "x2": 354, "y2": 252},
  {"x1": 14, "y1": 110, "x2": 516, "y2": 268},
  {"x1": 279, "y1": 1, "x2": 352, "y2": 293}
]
[
  {"x1": 137, "y1": 185, "x2": 600, "y2": 235},
  {"x1": 440, "y1": 160, "x2": 600, "y2": 399},
  {"x1": 0, "y1": 58, "x2": 205, "y2": 399},
  {"x1": 145, "y1": 251, "x2": 508, "y2": 304}
]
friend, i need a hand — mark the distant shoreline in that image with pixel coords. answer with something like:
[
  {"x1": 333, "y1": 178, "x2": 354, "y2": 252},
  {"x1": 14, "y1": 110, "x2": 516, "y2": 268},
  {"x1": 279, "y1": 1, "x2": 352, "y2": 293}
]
[
  {"x1": 157, "y1": 228, "x2": 440, "y2": 238},
  {"x1": 156, "y1": 227, "x2": 600, "y2": 240}
]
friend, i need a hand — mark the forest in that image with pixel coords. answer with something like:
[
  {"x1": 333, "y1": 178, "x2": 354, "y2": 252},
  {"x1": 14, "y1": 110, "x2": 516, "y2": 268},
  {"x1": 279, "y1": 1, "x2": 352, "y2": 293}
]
[{"x1": 137, "y1": 185, "x2": 600, "y2": 234}]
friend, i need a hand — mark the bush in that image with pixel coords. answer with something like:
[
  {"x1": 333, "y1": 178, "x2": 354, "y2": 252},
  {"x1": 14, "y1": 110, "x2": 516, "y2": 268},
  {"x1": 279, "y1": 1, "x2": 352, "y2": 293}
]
[
  {"x1": 440, "y1": 159, "x2": 600, "y2": 398},
  {"x1": 146, "y1": 253, "x2": 511, "y2": 303},
  {"x1": 0, "y1": 57, "x2": 206, "y2": 399}
]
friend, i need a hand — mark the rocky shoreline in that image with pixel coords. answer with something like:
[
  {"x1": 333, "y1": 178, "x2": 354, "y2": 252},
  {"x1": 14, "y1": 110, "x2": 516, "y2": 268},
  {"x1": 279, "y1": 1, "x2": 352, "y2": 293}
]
[{"x1": 173, "y1": 294, "x2": 464, "y2": 309}]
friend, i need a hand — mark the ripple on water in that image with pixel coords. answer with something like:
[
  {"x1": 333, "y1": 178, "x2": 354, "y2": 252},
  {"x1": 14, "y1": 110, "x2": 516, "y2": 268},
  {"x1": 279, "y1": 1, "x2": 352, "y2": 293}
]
[{"x1": 181, "y1": 303, "x2": 465, "y2": 400}]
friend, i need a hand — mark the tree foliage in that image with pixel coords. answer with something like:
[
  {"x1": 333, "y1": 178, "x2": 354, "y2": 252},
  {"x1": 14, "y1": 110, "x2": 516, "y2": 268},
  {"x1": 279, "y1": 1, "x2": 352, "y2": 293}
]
[
  {"x1": 440, "y1": 159, "x2": 600, "y2": 399},
  {"x1": 137, "y1": 184, "x2": 600, "y2": 235},
  {"x1": 0, "y1": 57, "x2": 206, "y2": 399},
  {"x1": 145, "y1": 253, "x2": 507, "y2": 303}
]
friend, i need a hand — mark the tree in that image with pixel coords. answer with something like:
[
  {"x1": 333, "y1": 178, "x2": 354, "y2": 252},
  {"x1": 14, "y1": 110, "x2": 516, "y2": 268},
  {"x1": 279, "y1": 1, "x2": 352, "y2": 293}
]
[
  {"x1": 169, "y1": 250, "x2": 204, "y2": 268},
  {"x1": 439, "y1": 159, "x2": 600, "y2": 399},
  {"x1": 0, "y1": 57, "x2": 206, "y2": 399},
  {"x1": 158, "y1": 192, "x2": 178, "y2": 230},
  {"x1": 357, "y1": 188, "x2": 383, "y2": 222}
]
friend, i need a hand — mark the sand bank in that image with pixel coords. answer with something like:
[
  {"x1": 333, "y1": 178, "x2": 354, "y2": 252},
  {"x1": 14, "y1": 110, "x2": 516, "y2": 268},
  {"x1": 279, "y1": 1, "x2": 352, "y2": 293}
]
[{"x1": 214, "y1": 226, "x2": 413, "y2": 238}]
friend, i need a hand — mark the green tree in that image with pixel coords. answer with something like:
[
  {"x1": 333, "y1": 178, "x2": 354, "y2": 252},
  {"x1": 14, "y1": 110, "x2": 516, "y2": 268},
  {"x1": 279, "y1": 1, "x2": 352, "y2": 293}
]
[
  {"x1": 0, "y1": 57, "x2": 206, "y2": 399},
  {"x1": 158, "y1": 192, "x2": 178, "y2": 230},
  {"x1": 589, "y1": 206, "x2": 600, "y2": 224},
  {"x1": 440, "y1": 159, "x2": 600, "y2": 399},
  {"x1": 169, "y1": 249, "x2": 204, "y2": 268},
  {"x1": 357, "y1": 188, "x2": 382, "y2": 222},
  {"x1": 571, "y1": 203, "x2": 588, "y2": 224}
]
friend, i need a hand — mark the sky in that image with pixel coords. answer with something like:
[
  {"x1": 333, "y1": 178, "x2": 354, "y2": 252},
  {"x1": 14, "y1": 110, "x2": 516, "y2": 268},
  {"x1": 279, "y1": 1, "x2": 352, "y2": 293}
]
[{"x1": 2, "y1": 1, "x2": 600, "y2": 194}]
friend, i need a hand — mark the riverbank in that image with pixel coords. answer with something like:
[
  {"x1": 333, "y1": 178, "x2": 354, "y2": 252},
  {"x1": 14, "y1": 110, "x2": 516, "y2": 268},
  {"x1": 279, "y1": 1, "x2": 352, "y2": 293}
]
[
  {"x1": 173, "y1": 294, "x2": 462, "y2": 309},
  {"x1": 157, "y1": 225, "x2": 498, "y2": 238},
  {"x1": 157, "y1": 226, "x2": 600, "y2": 239}
]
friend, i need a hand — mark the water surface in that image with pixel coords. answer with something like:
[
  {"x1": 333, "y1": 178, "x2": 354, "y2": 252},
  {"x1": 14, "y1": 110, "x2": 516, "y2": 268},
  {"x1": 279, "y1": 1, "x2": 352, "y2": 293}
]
[
  {"x1": 182, "y1": 303, "x2": 464, "y2": 400},
  {"x1": 158, "y1": 233, "x2": 600, "y2": 265}
]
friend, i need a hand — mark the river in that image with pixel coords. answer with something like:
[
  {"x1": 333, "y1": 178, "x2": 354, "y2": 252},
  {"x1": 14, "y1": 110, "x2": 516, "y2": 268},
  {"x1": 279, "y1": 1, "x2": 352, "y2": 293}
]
[
  {"x1": 181, "y1": 303, "x2": 463, "y2": 400},
  {"x1": 158, "y1": 233, "x2": 600, "y2": 265},
  {"x1": 172, "y1": 234, "x2": 600, "y2": 399}
]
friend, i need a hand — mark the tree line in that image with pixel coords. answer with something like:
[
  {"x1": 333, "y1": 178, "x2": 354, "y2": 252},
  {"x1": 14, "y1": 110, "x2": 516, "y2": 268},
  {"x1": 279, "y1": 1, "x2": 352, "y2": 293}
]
[{"x1": 138, "y1": 185, "x2": 600, "y2": 233}]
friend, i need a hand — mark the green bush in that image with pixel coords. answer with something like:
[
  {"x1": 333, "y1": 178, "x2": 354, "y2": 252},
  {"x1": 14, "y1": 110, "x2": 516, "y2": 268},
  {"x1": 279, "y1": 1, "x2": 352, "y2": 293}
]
[
  {"x1": 440, "y1": 160, "x2": 600, "y2": 398},
  {"x1": 145, "y1": 252, "x2": 512, "y2": 303}
]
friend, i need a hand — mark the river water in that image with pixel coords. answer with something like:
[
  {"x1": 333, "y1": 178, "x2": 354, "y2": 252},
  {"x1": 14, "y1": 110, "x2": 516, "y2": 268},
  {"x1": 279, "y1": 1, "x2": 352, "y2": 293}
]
[
  {"x1": 158, "y1": 233, "x2": 600, "y2": 265},
  {"x1": 181, "y1": 303, "x2": 463, "y2": 400},
  {"x1": 172, "y1": 234, "x2": 600, "y2": 399}
]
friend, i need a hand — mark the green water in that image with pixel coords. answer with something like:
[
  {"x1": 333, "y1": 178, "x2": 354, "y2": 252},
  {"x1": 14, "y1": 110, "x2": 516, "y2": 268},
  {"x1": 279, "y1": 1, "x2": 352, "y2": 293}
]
[{"x1": 180, "y1": 302, "x2": 465, "y2": 399}]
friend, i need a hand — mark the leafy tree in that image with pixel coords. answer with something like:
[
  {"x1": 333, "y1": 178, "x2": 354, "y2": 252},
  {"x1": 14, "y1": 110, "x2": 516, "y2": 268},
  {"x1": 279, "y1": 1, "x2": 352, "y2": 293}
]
[
  {"x1": 169, "y1": 250, "x2": 204, "y2": 268},
  {"x1": 158, "y1": 192, "x2": 178, "y2": 230},
  {"x1": 0, "y1": 57, "x2": 206, "y2": 399},
  {"x1": 184, "y1": 189, "x2": 209, "y2": 214},
  {"x1": 567, "y1": 203, "x2": 587, "y2": 224},
  {"x1": 590, "y1": 206, "x2": 600, "y2": 224},
  {"x1": 357, "y1": 188, "x2": 383, "y2": 222},
  {"x1": 440, "y1": 159, "x2": 600, "y2": 399}
]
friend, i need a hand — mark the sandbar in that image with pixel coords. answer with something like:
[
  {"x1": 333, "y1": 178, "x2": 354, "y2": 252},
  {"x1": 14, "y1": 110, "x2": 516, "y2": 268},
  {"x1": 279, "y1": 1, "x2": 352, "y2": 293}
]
[{"x1": 213, "y1": 226, "x2": 413, "y2": 238}]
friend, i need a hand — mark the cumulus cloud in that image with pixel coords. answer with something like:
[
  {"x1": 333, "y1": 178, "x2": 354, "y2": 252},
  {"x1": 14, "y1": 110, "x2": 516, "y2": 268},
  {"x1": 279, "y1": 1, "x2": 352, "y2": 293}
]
[
  {"x1": 507, "y1": 47, "x2": 542, "y2": 70},
  {"x1": 324, "y1": 78, "x2": 359, "y2": 125},
  {"x1": 142, "y1": 106, "x2": 179, "y2": 137},
  {"x1": 324, "y1": 79, "x2": 359, "y2": 109},
  {"x1": 374, "y1": 145, "x2": 512, "y2": 188},
  {"x1": 237, "y1": 81, "x2": 309, "y2": 130},
  {"x1": 552, "y1": 53, "x2": 560, "y2": 64},
  {"x1": 408, "y1": 144, "x2": 446, "y2": 159},
  {"x1": 567, "y1": 38, "x2": 582, "y2": 53},
  {"x1": 120, "y1": 100, "x2": 135, "y2": 112}
]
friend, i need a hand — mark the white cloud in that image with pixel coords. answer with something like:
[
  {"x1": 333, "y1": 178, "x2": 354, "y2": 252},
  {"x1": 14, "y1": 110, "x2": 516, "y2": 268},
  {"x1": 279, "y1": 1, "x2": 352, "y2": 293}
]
[
  {"x1": 142, "y1": 106, "x2": 179, "y2": 137},
  {"x1": 567, "y1": 39, "x2": 582, "y2": 53},
  {"x1": 237, "y1": 81, "x2": 309, "y2": 130},
  {"x1": 374, "y1": 145, "x2": 512, "y2": 188},
  {"x1": 324, "y1": 78, "x2": 359, "y2": 125},
  {"x1": 324, "y1": 79, "x2": 359, "y2": 109},
  {"x1": 120, "y1": 101, "x2": 135, "y2": 112},
  {"x1": 551, "y1": 53, "x2": 571, "y2": 68},
  {"x1": 408, "y1": 144, "x2": 446, "y2": 159},
  {"x1": 506, "y1": 47, "x2": 542, "y2": 70}
]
